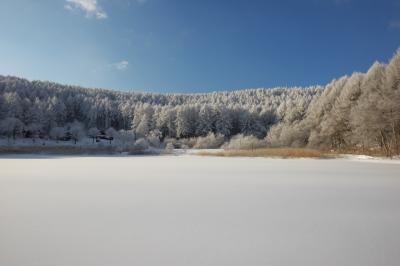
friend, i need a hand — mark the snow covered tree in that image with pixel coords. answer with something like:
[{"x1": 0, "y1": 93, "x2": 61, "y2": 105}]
[
  {"x1": 67, "y1": 121, "x2": 85, "y2": 144},
  {"x1": 0, "y1": 117, "x2": 24, "y2": 142},
  {"x1": 382, "y1": 49, "x2": 400, "y2": 154},
  {"x1": 88, "y1": 127, "x2": 100, "y2": 143},
  {"x1": 196, "y1": 105, "x2": 216, "y2": 136},
  {"x1": 239, "y1": 111, "x2": 266, "y2": 138},
  {"x1": 176, "y1": 105, "x2": 198, "y2": 138},
  {"x1": 133, "y1": 104, "x2": 154, "y2": 138},
  {"x1": 215, "y1": 106, "x2": 233, "y2": 136},
  {"x1": 105, "y1": 127, "x2": 118, "y2": 144},
  {"x1": 47, "y1": 96, "x2": 66, "y2": 128},
  {"x1": 49, "y1": 127, "x2": 66, "y2": 142},
  {"x1": 350, "y1": 62, "x2": 386, "y2": 152}
]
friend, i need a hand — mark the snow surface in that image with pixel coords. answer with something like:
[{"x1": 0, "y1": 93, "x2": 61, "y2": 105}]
[
  {"x1": 343, "y1": 154, "x2": 400, "y2": 164},
  {"x1": 1, "y1": 155, "x2": 400, "y2": 266}
]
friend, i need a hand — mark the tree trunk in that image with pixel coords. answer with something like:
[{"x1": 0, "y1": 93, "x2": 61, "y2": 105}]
[
  {"x1": 380, "y1": 130, "x2": 391, "y2": 157},
  {"x1": 390, "y1": 109, "x2": 399, "y2": 155},
  {"x1": 392, "y1": 123, "x2": 399, "y2": 155}
]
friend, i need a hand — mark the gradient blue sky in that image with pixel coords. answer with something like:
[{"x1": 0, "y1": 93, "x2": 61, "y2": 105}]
[{"x1": 0, "y1": 0, "x2": 399, "y2": 93}]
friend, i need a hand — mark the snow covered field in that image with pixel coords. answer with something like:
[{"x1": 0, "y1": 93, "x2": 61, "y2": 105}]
[{"x1": 1, "y1": 155, "x2": 400, "y2": 266}]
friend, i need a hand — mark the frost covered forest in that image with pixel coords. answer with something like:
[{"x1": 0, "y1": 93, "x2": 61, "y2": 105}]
[{"x1": 0, "y1": 49, "x2": 399, "y2": 155}]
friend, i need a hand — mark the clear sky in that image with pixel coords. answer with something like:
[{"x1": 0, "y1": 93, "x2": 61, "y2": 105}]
[{"x1": 0, "y1": 0, "x2": 399, "y2": 93}]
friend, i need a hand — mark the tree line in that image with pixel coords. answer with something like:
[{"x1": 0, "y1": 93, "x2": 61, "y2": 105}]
[
  {"x1": 0, "y1": 76, "x2": 321, "y2": 141},
  {"x1": 0, "y1": 49, "x2": 399, "y2": 155},
  {"x1": 267, "y1": 49, "x2": 400, "y2": 156}
]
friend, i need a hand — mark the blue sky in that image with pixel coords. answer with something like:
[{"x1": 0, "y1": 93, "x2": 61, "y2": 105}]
[{"x1": 0, "y1": 0, "x2": 399, "y2": 93}]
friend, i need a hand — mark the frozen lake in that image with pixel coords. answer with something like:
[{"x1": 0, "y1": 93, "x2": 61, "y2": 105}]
[{"x1": 1, "y1": 155, "x2": 400, "y2": 266}]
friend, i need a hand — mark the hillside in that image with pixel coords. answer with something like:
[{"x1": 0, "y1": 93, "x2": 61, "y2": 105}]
[{"x1": 0, "y1": 49, "x2": 399, "y2": 156}]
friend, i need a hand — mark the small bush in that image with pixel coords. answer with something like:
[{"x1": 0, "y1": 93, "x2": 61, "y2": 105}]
[
  {"x1": 128, "y1": 138, "x2": 150, "y2": 154},
  {"x1": 147, "y1": 136, "x2": 161, "y2": 148},
  {"x1": 147, "y1": 130, "x2": 162, "y2": 148},
  {"x1": 117, "y1": 130, "x2": 136, "y2": 149},
  {"x1": 194, "y1": 133, "x2": 225, "y2": 149},
  {"x1": 163, "y1": 138, "x2": 180, "y2": 148},
  {"x1": 165, "y1": 142, "x2": 175, "y2": 151},
  {"x1": 222, "y1": 134, "x2": 267, "y2": 150},
  {"x1": 180, "y1": 138, "x2": 197, "y2": 149}
]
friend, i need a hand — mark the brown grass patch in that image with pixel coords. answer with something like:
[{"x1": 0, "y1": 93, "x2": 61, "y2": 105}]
[{"x1": 197, "y1": 148, "x2": 327, "y2": 158}]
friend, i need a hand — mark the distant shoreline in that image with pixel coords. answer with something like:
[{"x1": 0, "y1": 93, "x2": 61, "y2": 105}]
[{"x1": 1, "y1": 146, "x2": 399, "y2": 164}]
